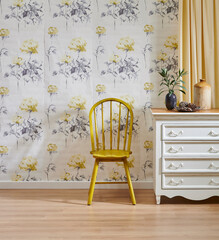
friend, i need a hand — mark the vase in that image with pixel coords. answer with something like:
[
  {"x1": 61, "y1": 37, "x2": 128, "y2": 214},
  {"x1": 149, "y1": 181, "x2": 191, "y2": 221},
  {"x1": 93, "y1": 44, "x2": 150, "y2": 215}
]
[
  {"x1": 194, "y1": 79, "x2": 211, "y2": 109},
  {"x1": 165, "y1": 93, "x2": 177, "y2": 110}
]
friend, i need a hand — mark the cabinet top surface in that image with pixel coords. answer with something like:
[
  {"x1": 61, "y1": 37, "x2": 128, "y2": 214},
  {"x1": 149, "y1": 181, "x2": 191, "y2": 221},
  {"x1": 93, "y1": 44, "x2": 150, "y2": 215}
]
[{"x1": 151, "y1": 108, "x2": 219, "y2": 115}]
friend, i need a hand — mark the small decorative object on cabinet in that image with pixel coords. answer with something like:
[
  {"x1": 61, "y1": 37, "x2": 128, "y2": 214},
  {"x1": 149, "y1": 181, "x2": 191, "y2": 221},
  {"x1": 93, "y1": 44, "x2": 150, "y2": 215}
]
[
  {"x1": 175, "y1": 101, "x2": 200, "y2": 112},
  {"x1": 151, "y1": 108, "x2": 219, "y2": 204},
  {"x1": 158, "y1": 68, "x2": 187, "y2": 110},
  {"x1": 194, "y1": 79, "x2": 211, "y2": 110}
]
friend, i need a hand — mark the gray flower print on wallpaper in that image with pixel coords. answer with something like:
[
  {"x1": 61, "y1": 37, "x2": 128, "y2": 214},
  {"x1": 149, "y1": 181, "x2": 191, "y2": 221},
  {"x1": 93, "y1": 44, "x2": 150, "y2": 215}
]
[
  {"x1": 5, "y1": 0, "x2": 43, "y2": 32},
  {"x1": 53, "y1": 0, "x2": 91, "y2": 30},
  {"x1": 101, "y1": 0, "x2": 139, "y2": 30}
]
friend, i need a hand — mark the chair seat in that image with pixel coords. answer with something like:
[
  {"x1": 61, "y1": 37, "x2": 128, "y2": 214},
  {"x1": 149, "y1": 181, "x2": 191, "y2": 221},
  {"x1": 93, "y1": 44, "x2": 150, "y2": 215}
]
[{"x1": 91, "y1": 149, "x2": 131, "y2": 159}]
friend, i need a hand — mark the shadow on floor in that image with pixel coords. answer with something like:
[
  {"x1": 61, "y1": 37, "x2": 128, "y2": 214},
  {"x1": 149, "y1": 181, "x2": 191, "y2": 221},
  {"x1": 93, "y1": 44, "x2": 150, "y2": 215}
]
[
  {"x1": 0, "y1": 189, "x2": 219, "y2": 205},
  {"x1": 0, "y1": 189, "x2": 154, "y2": 205},
  {"x1": 161, "y1": 195, "x2": 219, "y2": 204}
]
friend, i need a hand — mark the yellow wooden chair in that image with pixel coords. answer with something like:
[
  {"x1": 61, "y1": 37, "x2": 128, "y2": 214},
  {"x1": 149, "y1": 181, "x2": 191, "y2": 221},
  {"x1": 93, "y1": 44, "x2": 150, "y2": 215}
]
[{"x1": 87, "y1": 98, "x2": 136, "y2": 205}]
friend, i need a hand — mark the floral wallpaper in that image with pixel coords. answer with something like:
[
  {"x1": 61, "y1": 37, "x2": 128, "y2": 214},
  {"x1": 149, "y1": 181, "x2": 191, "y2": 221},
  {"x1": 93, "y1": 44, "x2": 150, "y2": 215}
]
[{"x1": 0, "y1": 0, "x2": 178, "y2": 183}]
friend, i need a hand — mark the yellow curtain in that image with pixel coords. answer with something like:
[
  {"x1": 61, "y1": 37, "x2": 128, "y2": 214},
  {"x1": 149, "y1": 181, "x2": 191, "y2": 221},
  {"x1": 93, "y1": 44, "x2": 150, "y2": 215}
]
[{"x1": 179, "y1": 0, "x2": 219, "y2": 107}]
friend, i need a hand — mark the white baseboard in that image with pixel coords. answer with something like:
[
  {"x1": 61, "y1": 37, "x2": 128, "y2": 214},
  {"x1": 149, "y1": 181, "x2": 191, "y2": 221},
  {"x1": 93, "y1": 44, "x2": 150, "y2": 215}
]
[{"x1": 0, "y1": 181, "x2": 153, "y2": 189}]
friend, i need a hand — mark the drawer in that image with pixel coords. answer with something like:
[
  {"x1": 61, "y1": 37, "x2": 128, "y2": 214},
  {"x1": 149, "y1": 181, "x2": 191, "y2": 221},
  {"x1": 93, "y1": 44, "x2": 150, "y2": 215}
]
[
  {"x1": 162, "y1": 158, "x2": 219, "y2": 173},
  {"x1": 163, "y1": 141, "x2": 219, "y2": 157},
  {"x1": 162, "y1": 124, "x2": 219, "y2": 140},
  {"x1": 162, "y1": 174, "x2": 219, "y2": 189}
]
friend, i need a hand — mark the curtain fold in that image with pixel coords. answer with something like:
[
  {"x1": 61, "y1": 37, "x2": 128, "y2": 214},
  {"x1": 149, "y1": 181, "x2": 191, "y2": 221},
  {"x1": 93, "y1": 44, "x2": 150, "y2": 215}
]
[{"x1": 179, "y1": 0, "x2": 219, "y2": 107}]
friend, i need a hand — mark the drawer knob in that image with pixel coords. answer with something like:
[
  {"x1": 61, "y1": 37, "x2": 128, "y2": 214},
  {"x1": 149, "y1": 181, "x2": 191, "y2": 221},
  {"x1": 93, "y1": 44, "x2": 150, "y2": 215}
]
[
  {"x1": 168, "y1": 146, "x2": 183, "y2": 153},
  {"x1": 168, "y1": 162, "x2": 184, "y2": 170},
  {"x1": 168, "y1": 178, "x2": 184, "y2": 186},
  {"x1": 208, "y1": 163, "x2": 219, "y2": 170},
  {"x1": 209, "y1": 130, "x2": 219, "y2": 137},
  {"x1": 168, "y1": 130, "x2": 183, "y2": 137},
  {"x1": 208, "y1": 147, "x2": 219, "y2": 153},
  {"x1": 209, "y1": 179, "x2": 219, "y2": 186}
]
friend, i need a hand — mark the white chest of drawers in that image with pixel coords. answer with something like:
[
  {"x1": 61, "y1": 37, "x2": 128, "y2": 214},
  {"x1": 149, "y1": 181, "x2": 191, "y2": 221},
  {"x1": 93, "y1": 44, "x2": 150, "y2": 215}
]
[{"x1": 151, "y1": 108, "x2": 219, "y2": 204}]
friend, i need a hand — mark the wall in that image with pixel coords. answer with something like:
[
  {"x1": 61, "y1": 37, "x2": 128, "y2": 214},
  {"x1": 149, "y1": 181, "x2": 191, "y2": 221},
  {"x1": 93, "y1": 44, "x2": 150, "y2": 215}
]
[{"x1": 0, "y1": 0, "x2": 178, "y2": 187}]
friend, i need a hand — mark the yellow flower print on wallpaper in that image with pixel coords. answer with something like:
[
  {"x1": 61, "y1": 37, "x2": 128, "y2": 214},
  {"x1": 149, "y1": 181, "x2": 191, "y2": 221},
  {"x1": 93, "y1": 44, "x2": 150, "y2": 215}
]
[
  {"x1": 109, "y1": 170, "x2": 120, "y2": 181},
  {"x1": 5, "y1": 39, "x2": 42, "y2": 87},
  {"x1": 0, "y1": 87, "x2": 9, "y2": 96},
  {"x1": 144, "y1": 24, "x2": 154, "y2": 33},
  {"x1": 109, "y1": 0, "x2": 120, "y2": 5},
  {"x1": 0, "y1": 146, "x2": 8, "y2": 155},
  {"x1": 113, "y1": 156, "x2": 136, "y2": 181},
  {"x1": 127, "y1": 156, "x2": 135, "y2": 168},
  {"x1": 164, "y1": 35, "x2": 178, "y2": 50},
  {"x1": 56, "y1": 49, "x2": 90, "y2": 87},
  {"x1": 0, "y1": 28, "x2": 10, "y2": 37},
  {"x1": 109, "y1": 54, "x2": 120, "y2": 63},
  {"x1": 142, "y1": 24, "x2": 154, "y2": 68},
  {"x1": 20, "y1": 39, "x2": 39, "y2": 54},
  {"x1": 61, "y1": 172, "x2": 71, "y2": 181},
  {"x1": 61, "y1": 54, "x2": 72, "y2": 64},
  {"x1": 61, "y1": 0, "x2": 72, "y2": 6},
  {"x1": 12, "y1": 115, "x2": 23, "y2": 124},
  {"x1": 54, "y1": 103, "x2": 89, "y2": 145},
  {"x1": 13, "y1": 56, "x2": 24, "y2": 66},
  {"x1": 102, "y1": 37, "x2": 138, "y2": 86},
  {"x1": 47, "y1": 144, "x2": 58, "y2": 163},
  {"x1": 19, "y1": 98, "x2": 38, "y2": 112},
  {"x1": 0, "y1": 86, "x2": 9, "y2": 103},
  {"x1": 158, "y1": 0, "x2": 167, "y2": 3},
  {"x1": 48, "y1": 85, "x2": 58, "y2": 94},
  {"x1": 116, "y1": 37, "x2": 135, "y2": 51},
  {"x1": 65, "y1": 154, "x2": 86, "y2": 181},
  {"x1": 68, "y1": 38, "x2": 87, "y2": 52},
  {"x1": 96, "y1": 84, "x2": 106, "y2": 93},
  {"x1": 67, "y1": 154, "x2": 86, "y2": 169},
  {"x1": 157, "y1": 51, "x2": 168, "y2": 61},
  {"x1": 116, "y1": 155, "x2": 135, "y2": 168},
  {"x1": 13, "y1": 0, "x2": 24, "y2": 7},
  {"x1": 120, "y1": 95, "x2": 135, "y2": 109},
  {"x1": 112, "y1": 113, "x2": 119, "y2": 121},
  {"x1": 60, "y1": 113, "x2": 72, "y2": 122},
  {"x1": 3, "y1": 98, "x2": 42, "y2": 148},
  {"x1": 144, "y1": 140, "x2": 153, "y2": 150},
  {"x1": 19, "y1": 156, "x2": 38, "y2": 171},
  {"x1": 17, "y1": 156, "x2": 38, "y2": 181},
  {"x1": 48, "y1": 27, "x2": 58, "y2": 36},
  {"x1": 54, "y1": 37, "x2": 90, "y2": 86},
  {"x1": 47, "y1": 85, "x2": 58, "y2": 100},
  {"x1": 96, "y1": 26, "x2": 106, "y2": 35},
  {"x1": 11, "y1": 174, "x2": 23, "y2": 181},
  {"x1": 144, "y1": 82, "x2": 154, "y2": 93},
  {"x1": 47, "y1": 143, "x2": 58, "y2": 153},
  {"x1": 142, "y1": 140, "x2": 153, "y2": 179},
  {"x1": 152, "y1": 35, "x2": 178, "y2": 76},
  {"x1": 68, "y1": 96, "x2": 86, "y2": 110}
]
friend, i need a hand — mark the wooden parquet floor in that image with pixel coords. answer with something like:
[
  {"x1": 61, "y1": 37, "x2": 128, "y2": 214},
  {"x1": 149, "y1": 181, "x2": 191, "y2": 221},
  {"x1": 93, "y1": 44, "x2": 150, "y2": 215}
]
[{"x1": 0, "y1": 189, "x2": 219, "y2": 240}]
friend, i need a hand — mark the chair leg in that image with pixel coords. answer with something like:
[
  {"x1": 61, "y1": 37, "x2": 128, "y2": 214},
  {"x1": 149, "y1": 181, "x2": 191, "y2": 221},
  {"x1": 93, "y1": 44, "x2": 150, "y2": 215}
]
[
  {"x1": 87, "y1": 159, "x2": 99, "y2": 205},
  {"x1": 123, "y1": 158, "x2": 136, "y2": 205}
]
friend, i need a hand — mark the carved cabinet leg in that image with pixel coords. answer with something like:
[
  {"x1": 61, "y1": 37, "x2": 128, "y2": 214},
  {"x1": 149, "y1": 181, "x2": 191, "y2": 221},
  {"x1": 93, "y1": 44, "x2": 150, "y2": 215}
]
[{"x1": 156, "y1": 195, "x2": 161, "y2": 204}]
